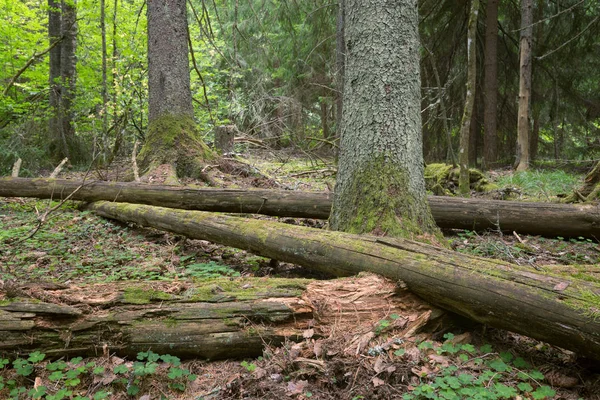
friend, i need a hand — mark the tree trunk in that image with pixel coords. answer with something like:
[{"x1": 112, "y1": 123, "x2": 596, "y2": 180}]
[
  {"x1": 2, "y1": 177, "x2": 600, "y2": 238},
  {"x1": 331, "y1": 0, "x2": 439, "y2": 239},
  {"x1": 483, "y1": 0, "x2": 498, "y2": 170},
  {"x1": 459, "y1": 0, "x2": 479, "y2": 195},
  {"x1": 48, "y1": 0, "x2": 64, "y2": 161},
  {"x1": 0, "y1": 276, "x2": 439, "y2": 359},
  {"x1": 100, "y1": 0, "x2": 109, "y2": 164},
  {"x1": 84, "y1": 201, "x2": 600, "y2": 360},
  {"x1": 60, "y1": 0, "x2": 78, "y2": 161},
  {"x1": 515, "y1": 0, "x2": 533, "y2": 172},
  {"x1": 334, "y1": 0, "x2": 345, "y2": 153},
  {"x1": 139, "y1": 0, "x2": 214, "y2": 181}
]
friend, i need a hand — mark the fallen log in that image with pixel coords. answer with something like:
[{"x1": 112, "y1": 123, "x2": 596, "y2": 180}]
[
  {"x1": 1, "y1": 177, "x2": 600, "y2": 238},
  {"x1": 0, "y1": 276, "x2": 440, "y2": 359},
  {"x1": 84, "y1": 201, "x2": 600, "y2": 360}
]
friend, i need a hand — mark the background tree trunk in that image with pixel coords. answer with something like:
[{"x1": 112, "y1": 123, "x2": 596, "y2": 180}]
[
  {"x1": 48, "y1": 0, "x2": 64, "y2": 161},
  {"x1": 483, "y1": 0, "x2": 498, "y2": 170},
  {"x1": 60, "y1": 0, "x2": 78, "y2": 161},
  {"x1": 334, "y1": 0, "x2": 345, "y2": 153},
  {"x1": 459, "y1": 0, "x2": 479, "y2": 195},
  {"x1": 330, "y1": 0, "x2": 438, "y2": 238},
  {"x1": 515, "y1": 0, "x2": 533, "y2": 172},
  {"x1": 138, "y1": 0, "x2": 214, "y2": 181}
]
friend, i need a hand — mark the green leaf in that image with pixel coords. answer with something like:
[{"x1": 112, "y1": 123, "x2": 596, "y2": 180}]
[
  {"x1": 517, "y1": 382, "x2": 533, "y2": 392},
  {"x1": 93, "y1": 366, "x2": 105, "y2": 375},
  {"x1": 494, "y1": 383, "x2": 517, "y2": 399},
  {"x1": 499, "y1": 352, "x2": 513, "y2": 363},
  {"x1": 488, "y1": 358, "x2": 509, "y2": 372},
  {"x1": 531, "y1": 386, "x2": 556, "y2": 399},
  {"x1": 127, "y1": 384, "x2": 140, "y2": 396},
  {"x1": 113, "y1": 364, "x2": 129, "y2": 374},
  {"x1": 479, "y1": 344, "x2": 493, "y2": 353},
  {"x1": 49, "y1": 371, "x2": 64, "y2": 381},
  {"x1": 168, "y1": 367, "x2": 185, "y2": 379},
  {"x1": 29, "y1": 386, "x2": 47, "y2": 399},
  {"x1": 28, "y1": 351, "x2": 45, "y2": 363},
  {"x1": 529, "y1": 370, "x2": 545, "y2": 380}
]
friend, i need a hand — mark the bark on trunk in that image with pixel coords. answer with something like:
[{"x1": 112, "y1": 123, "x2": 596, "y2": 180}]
[
  {"x1": 82, "y1": 201, "x2": 600, "y2": 360},
  {"x1": 139, "y1": 0, "x2": 214, "y2": 180},
  {"x1": 60, "y1": 0, "x2": 78, "y2": 159},
  {"x1": 515, "y1": 0, "x2": 533, "y2": 172},
  {"x1": 483, "y1": 0, "x2": 498, "y2": 169},
  {"x1": 48, "y1": 0, "x2": 63, "y2": 160},
  {"x1": 2, "y1": 177, "x2": 600, "y2": 238},
  {"x1": 0, "y1": 276, "x2": 439, "y2": 359},
  {"x1": 458, "y1": 0, "x2": 479, "y2": 195},
  {"x1": 331, "y1": 0, "x2": 438, "y2": 238}
]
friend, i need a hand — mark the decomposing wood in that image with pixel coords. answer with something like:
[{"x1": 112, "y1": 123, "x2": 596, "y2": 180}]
[
  {"x1": 11, "y1": 158, "x2": 21, "y2": 178},
  {"x1": 563, "y1": 161, "x2": 600, "y2": 203},
  {"x1": 84, "y1": 201, "x2": 600, "y2": 360},
  {"x1": 0, "y1": 276, "x2": 440, "y2": 359},
  {"x1": 1, "y1": 177, "x2": 600, "y2": 238},
  {"x1": 50, "y1": 158, "x2": 69, "y2": 178},
  {"x1": 214, "y1": 125, "x2": 236, "y2": 154}
]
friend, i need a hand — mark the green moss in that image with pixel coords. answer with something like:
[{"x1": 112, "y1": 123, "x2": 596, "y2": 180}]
[
  {"x1": 137, "y1": 113, "x2": 216, "y2": 179},
  {"x1": 122, "y1": 287, "x2": 174, "y2": 305},
  {"x1": 424, "y1": 163, "x2": 493, "y2": 194},
  {"x1": 185, "y1": 277, "x2": 310, "y2": 302},
  {"x1": 332, "y1": 155, "x2": 441, "y2": 241}
]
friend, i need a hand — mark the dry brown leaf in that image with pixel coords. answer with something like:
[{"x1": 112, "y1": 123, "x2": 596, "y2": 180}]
[
  {"x1": 303, "y1": 328, "x2": 314, "y2": 339},
  {"x1": 286, "y1": 380, "x2": 308, "y2": 396},
  {"x1": 428, "y1": 353, "x2": 451, "y2": 367},
  {"x1": 313, "y1": 340, "x2": 323, "y2": 357},
  {"x1": 372, "y1": 377, "x2": 385, "y2": 387},
  {"x1": 373, "y1": 356, "x2": 386, "y2": 374}
]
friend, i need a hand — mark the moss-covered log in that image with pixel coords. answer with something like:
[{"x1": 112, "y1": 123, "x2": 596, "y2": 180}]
[
  {"x1": 0, "y1": 276, "x2": 439, "y2": 359},
  {"x1": 84, "y1": 201, "x2": 600, "y2": 360},
  {"x1": 2, "y1": 177, "x2": 600, "y2": 238}
]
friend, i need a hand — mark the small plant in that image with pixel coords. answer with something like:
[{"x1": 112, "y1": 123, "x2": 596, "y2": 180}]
[
  {"x1": 0, "y1": 350, "x2": 197, "y2": 398},
  {"x1": 240, "y1": 360, "x2": 257, "y2": 373},
  {"x1": 402, "y1": 334, "x2": 557, "y2": 400},
  {"x1": 184, "y1": 261, "x2": 241, "y2": 278}
]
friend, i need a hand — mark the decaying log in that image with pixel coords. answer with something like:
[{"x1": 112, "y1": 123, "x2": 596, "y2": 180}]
[
  {"x1": 84, "y1": 201, "x2": 600, "y2": 360},
  {"x1": 0, "y1": 276, "x2": 440, "y2": 359},
  {"x1": 1, "y1": 177, "x2": 600, "y2": 238}
]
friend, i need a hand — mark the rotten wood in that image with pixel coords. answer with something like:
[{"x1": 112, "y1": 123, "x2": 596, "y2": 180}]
[
  {"x1": 83, "y1": 201, "x2": 600, "y2": 360},
  {"x1": 0, "y1": 276, "x2": 439, "y2": 359},
  {"x1": 1, "y1": 177, "x2": 600, "y2": 238}
]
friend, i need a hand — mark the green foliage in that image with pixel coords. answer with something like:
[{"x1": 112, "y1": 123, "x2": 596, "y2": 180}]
[
  {"x1": 402, "y1": 335, "x2": 557, "y2": 400},
  {"x1": 184, "y1": 261, "x2": 241, "y2": 279},
  {"x1": 0, "y1": 351, "x2": 197, "y2": 399},
  {"x1": 495, "y1": 170, "x2": 581, "y2": 200},
  {"x1": 240, "y1": 360, "x2": 257, "y2": 373}
]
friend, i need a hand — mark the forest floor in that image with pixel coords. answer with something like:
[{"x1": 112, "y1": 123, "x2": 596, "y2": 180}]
[{"x1": 1, "y1": 149, "x2": 599, "y2": 399}]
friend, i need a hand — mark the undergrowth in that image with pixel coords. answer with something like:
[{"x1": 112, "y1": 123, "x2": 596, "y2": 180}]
[
  {"x1": 494, "y1": 170, "x2": 581, "y2": 201},
  {"x1": 0, "y1": 351, "x2": 196, "y2": 400}
]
